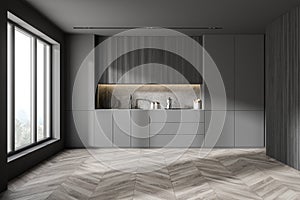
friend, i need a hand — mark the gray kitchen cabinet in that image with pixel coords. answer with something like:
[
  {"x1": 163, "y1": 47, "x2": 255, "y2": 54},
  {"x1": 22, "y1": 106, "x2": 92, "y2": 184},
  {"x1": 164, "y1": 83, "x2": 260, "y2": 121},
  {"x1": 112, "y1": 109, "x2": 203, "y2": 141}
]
[
  {"x1": 149, "y1": 110, "x2": 204, "y2": 123},
  {"x1": 150, "y1": 123, "x2": 204, "y2": 135},
  {"x1": 150, "y1": 135, "x2": 204, "y2": 148},
  {"x1": 131, "y1": 110, "x2": 150, "y2": 148},
  {"x1": 203, "y1": 34, "x2": 265, "y2": 148},
  {"x1": 96, "y1": 36, "x2": 203, "y2": 84},
  {"x1": 113, "y1": 110, "x2": 131, "y2": 147},
  {"x1": 235, "y1": 111, "x2": 264, "y2": 147},
  {"x1": 94, "y1": 110, "x2": 113, "y2": 147},
  {"x1": 235, "y1": 35, "x2": 264, "y2": 111},
  {"x1": 205, "y1": 111, "x2": 234, "y2": 148},
  {"x1": 149, "y1": 110, "x2": 205, "y2": 147},
  {"x1": 203, "y1": 35, "x2": 235, "y2": 110},
  {"x1": 131, "y1": 138, "x2": 149, "y2": 148}
]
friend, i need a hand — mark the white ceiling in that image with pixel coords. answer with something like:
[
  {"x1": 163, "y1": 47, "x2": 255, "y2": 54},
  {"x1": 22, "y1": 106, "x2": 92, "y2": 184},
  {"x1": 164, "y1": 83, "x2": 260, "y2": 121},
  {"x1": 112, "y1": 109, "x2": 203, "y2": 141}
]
[{"x1": 25, "y1": 0, "x2": 300, "y2": 35}]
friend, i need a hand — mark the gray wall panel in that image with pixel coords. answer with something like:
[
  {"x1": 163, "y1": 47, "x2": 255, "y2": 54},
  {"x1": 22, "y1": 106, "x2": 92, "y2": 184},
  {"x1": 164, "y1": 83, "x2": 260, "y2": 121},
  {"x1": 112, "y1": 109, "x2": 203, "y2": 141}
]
[{"x1": 266, "y1": 7, "x2": 300, "y2": 170}]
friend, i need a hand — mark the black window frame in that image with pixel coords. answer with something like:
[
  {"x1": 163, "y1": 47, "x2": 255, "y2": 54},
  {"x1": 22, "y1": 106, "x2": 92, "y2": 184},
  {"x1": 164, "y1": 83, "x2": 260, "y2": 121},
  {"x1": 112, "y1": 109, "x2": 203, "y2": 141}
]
[{"x1": 7, "y1": 19, "x2": 53, "y2": 156}]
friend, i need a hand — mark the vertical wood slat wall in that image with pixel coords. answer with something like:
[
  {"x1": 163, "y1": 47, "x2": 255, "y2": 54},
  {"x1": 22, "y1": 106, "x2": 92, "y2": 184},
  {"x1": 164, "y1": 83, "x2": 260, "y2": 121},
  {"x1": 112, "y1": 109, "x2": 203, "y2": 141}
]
[{"x1": 266, "y1": 7, "x2": 300, "y2": 170}]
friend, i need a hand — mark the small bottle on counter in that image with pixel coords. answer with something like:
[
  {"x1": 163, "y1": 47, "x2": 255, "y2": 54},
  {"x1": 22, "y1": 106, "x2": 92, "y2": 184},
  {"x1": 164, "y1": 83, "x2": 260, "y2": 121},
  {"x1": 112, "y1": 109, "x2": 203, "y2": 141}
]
[
  {"x1": 166, "y1": 97, "x2": 172, "y2": 109},
  {"x1": 129, "y1": 94, "x2": 133, "y2": 109},
  {"x1": 193, "y1": 99, "x2": 202, "y2": 110}
]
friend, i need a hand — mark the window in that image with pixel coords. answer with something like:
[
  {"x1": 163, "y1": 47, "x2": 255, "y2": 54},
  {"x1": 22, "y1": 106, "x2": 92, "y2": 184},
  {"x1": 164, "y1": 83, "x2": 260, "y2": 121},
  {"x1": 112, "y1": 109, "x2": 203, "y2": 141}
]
[{"x1": 7, "y1": 21, "x2": 52, "y2": 154}]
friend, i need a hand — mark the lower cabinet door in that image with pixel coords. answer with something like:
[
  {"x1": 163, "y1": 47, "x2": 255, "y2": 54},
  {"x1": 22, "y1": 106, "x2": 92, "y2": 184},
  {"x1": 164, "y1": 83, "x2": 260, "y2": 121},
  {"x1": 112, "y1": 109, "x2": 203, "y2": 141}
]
[
  {"x1": 150, "y1": 123, "x2": 204, "y2": 135},
  {"x1": 94, "y1": 110, "x2": 113, "y2": 147},
  {"x1": 205, "y1": 111, "x2": 234, "y2": 148},
  {"x1": 150, "y1": 135, "x2": 204, "y2": 148},
  {"x1": 131, "y1": 110, "x2": 150, "y2": 148},
  {"x1": 149, "y1": 110, "x2": 205, "y2": 123},
  {"x1": 131, "y1": 138, "x2": 149, "y2": 148},
  {"x1": 113, "y1": 110, "x2": 131, "y2": 147},
  {"x1": 235, "y1": 111, "x2": 264, "y2": 147}
]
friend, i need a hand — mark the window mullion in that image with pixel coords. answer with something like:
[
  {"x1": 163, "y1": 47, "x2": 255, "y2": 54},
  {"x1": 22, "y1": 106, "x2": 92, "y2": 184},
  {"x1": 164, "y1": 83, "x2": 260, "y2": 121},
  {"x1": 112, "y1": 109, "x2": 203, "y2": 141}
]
[
  {"x1": 8, "y1": 24, "x2": 15, "y2": 152},
  {"x1": 48, "y1": 46, "x2": 52, "y2": 139},
  {"x1": 43, "y1": 44, "x2": 47, "y2": 139},
  {"x1": 32, "y1": 38, "x2": 37, "y2": 143}
]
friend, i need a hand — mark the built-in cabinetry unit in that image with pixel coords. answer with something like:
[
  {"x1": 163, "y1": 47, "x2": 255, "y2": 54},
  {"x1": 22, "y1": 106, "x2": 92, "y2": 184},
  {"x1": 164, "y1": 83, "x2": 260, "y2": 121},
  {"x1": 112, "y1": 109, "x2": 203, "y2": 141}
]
[
  {"x1": 94, "y1": 110, "x2": 204, "y2": 148},
  {"x1": 203, "y1": 35, "x2": 264, "y2": 148},
  {"x1": 234, "y1": 35, "x2": 264, "y2": 147},
  {"x1": 66, "y1": 34, "x2": 264, "y2": 149}
]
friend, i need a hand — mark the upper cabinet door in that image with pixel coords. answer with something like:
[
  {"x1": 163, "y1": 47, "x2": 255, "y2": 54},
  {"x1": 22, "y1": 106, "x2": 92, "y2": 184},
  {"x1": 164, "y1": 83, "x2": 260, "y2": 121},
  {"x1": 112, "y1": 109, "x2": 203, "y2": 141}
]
[
  {"x1": 235, "y1": 35, "x2": 264, "y2": 111},
  {"x1": 95, "y1": 36, "x2": 203, "y2": 84},
  {"x1": 203, "y1": 35, "x2": 235, "y2": 110}
]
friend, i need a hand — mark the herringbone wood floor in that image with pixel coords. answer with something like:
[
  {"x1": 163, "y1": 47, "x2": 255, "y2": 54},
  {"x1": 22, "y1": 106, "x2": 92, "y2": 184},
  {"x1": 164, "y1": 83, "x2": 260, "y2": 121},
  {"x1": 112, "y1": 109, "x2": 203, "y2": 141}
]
[{"x1": 1, "y1": 148, "x2": 300, "y2": 200}]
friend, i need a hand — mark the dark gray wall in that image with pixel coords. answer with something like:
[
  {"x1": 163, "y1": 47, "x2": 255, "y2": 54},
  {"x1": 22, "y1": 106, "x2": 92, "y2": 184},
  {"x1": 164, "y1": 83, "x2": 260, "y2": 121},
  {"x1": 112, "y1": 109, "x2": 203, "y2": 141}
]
[
  {"x1": 266, "y1": 7, "x2": 300, "y2": 170},
  {"x1": 0, "y1": 1, "x2": 8, "y2": 192},
  {"x1": 0, "y1": 0, "x2": 65, "y2": 192}
]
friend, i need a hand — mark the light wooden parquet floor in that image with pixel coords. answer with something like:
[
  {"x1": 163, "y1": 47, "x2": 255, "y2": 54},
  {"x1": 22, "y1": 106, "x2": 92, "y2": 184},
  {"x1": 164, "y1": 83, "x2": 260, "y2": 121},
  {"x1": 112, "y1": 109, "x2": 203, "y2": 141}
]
[{"x1": 1, "y1": 148, "x2": 300, "y2": 200}]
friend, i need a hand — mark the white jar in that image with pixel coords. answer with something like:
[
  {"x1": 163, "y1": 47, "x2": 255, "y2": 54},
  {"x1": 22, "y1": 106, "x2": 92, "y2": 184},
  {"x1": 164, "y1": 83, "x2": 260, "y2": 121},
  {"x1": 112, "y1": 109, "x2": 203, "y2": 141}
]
[{"x1": 193, "y1": 99, "x2": 202, "y2": 110}]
